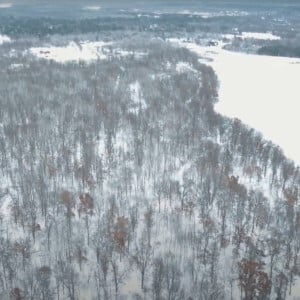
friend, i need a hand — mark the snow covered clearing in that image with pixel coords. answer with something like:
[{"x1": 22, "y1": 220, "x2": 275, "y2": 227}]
[
  {"x1": 170, "y1": 38, "x2": 300, "y2": 165},
  {"x1": 0, "y1": 3, "x2": 12, "y2": 8},
  {"x1": 0, "y1": 34, "x2": 11, "y2": 44},
  {"x1": 9, "y1": 63, "x2": 26, "y2": 70},
  {"x1": 113, "y1": 48, "x2": 147, "y2": 59},
  {"x1": 128, "y1": 81, "x2": 147, "y2": 114},
  {"x1": 29, "y1": 41, "x2": 111, "y2": 63},
  {"x1": 240, "y1": 32, "x2": 281, "y2": 40},
  {"x1": 29, "y1": 41, "x2": 147, "y2": 63},
  {"x1": 176, "y1": 61, "x2": 197, "y2": 73},
  {"x1": 83, "y1": 6, "x2": 101, "y2": 11},
  {"x1": 222, "y1": 32, "x2": 281, "y2": 41},
  {"x1": 175, "y1": 10, "x2": 249, "y2": 18}
]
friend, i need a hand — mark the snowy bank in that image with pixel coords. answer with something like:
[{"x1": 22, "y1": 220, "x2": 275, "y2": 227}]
[{"x1": 170, "y1": 38, "x2": 300, "y2": 165}]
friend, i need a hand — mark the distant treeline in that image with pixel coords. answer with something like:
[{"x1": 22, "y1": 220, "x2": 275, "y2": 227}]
[
  {"x1": 258, "y1": 44, "x2": 300, "y2": 58},
  {"x1": 0, "y1": 11, "x2": 296, "y2": 39}
]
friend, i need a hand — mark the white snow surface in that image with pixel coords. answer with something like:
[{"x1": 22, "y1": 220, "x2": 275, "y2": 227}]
[
  {"x1": 129, "y1": 81, "x2": 147, "y2": 114},
  {"x1": 170, "y1": 38, "x2": 300, "y2": 165},
  {"x1": 83, "y1": 6, "x2": 101, "y2": 11},
  {"x1": 9, "y1": 63, "x2": 24, "y2": 70},
  {"x1": 0, "y1": 34, "x2": 11, "y2": 44},
  {"x1": 29, "y1": 41, "x2": 111, "y2": 63},
  {"x1": 222, "y1": 32, "x2": 281, "y2": 41},
  {"x1": 29, "y1": 41, "x2": 147, "y2": 63},
  {"x1": 0, "y1": 3, "x2": 12, "y2": 8},
  {"x1": 176, "y1": 61, "x2": 196, "y2": 73},
  {"x1": 240, "y1": 32, "x2": 281, "y2": 40},
  {"x1": 166, "y1": 10, "x2": 249, "y2": 18}
]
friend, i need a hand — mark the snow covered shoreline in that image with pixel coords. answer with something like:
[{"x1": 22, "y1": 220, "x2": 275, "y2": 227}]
[{"x1": 170, "y1": 37, "x2": 300, "y2": 165}]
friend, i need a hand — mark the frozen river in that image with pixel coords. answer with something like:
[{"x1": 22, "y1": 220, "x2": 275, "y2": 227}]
[{"x1": 172, "y1": 39, "x2": 300, "y2": 166}]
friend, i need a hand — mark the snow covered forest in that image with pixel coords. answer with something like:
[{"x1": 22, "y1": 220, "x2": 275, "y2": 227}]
[{"x1": 0, "y1": 1, "x2": 300, "y2": 299}]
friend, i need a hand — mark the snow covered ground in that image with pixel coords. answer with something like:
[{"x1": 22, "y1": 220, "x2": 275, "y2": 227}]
[
  {"x1": 176, "y1": 61, "x2": 197, "y2": 73},
  {"x1": 0, "y1": 3, "x2": 12, "y2": 8},
  {"x1": 29, "y1": 41, "x2": 111, "y2": 63},
  {"x1": 129, "y1": 81, "x2": 147, "y2": 114},
  {"x1": 156, "y1": 10, "x2": 249, "y2": 18},
  {"x1": 240, "y1": 32, "x2": 281, "y2": 40},
  {"x1": 83, "y1": 6, "x2": 101, "y2": 11},
  {"x1": 29, "y1": 41, "x2": 147, "y2": 63},
  {"x1": 170, "y1": 37, "x2": 300, "y2": 165},
  {"x1": 0, "y1": 34, "x2": 11, "y2": 44},
  {"x1": 221, "y1": 32, "x2": 281, "y2": 41}
]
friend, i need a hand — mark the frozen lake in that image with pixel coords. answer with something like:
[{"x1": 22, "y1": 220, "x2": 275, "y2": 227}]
[{"x1": 172, "y1": 39, "x2": 300, "y2": 166}]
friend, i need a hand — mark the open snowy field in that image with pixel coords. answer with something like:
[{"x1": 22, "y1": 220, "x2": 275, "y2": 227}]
[{"x1": 0, "y1": 34, "x2": 10, "y2": 44}]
